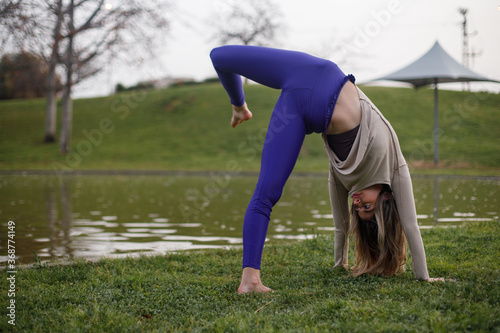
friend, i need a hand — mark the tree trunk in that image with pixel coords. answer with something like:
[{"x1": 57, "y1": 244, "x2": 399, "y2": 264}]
[
  {"x1": 44, "y1": 66, "x2": 57, "y2": 143},
  {"x1": 44, "y1": 0, "x2": 63, "y2": 143},
  {"x1": 59, "y1": 86, "x2": 72, "y2": 154},
  {"x1": 59, "y1": 0, "x2": 74, "y2": 154}
]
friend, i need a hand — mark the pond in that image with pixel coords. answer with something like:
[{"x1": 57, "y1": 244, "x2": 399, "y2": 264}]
[{"x1": 0, "y1": 173, "x2": 498, "y2": 266}]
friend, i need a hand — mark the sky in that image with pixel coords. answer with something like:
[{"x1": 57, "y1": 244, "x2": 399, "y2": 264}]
[{"x1": 74, "y1": 0, "x2": 500, "y2": 98}]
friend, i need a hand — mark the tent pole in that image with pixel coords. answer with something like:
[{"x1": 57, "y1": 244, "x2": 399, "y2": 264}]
[{"x1": 433, "y1": 78, "x2": 439, "y2": 167}]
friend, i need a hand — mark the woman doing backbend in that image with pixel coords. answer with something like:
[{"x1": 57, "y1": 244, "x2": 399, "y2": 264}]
[{"x1": 210, "y1": 45, "x2": 445, "y2": 294}]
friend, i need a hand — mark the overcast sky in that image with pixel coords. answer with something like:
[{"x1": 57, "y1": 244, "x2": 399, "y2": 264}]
[{"x1": 74, "y1": 0, "x2": 500, "y2": 98}]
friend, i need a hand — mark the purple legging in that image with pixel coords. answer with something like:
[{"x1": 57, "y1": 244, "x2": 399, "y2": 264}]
[{"x1": 210, "y1": 45, "x2": 354, "y2": 269}]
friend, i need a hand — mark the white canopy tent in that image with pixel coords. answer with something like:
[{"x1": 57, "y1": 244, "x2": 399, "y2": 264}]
[{"x1": 375, "y1": 41, "x2": 499, "y2": 166}]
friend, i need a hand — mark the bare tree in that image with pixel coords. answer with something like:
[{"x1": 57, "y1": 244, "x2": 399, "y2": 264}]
[
  {"x1": 3, "y1": 0, "x2": 172, "y2": 151},
  {"x1": 0, "y1": 0, "x2": 34, "y2": 47},
  {"x1": 213, "y1": 0, "x2": 283, "y2": 46},
  {"x1": 58, "y1": 0, "x2": 75, "y2": 153},
  {"x1": 55, "y1": 0, "x2": 171, "y2": 153},
  {"x1": 44, "y1": 0, "x2": 64, "y2": 143},
  {"x1": 0, "y1": 0, "x2": 21, "y2": 19},
  {"x1": 311, "y1": 33, "x2": 368, "y2": 74}
]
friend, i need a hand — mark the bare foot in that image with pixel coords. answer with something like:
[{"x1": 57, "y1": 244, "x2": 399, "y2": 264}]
[
  {"x1": 238, "y1": 267, "x2": 272, "y2": 294},
  {"x1": 231, "y1": 103, "x2": 253, "y2": 128}
]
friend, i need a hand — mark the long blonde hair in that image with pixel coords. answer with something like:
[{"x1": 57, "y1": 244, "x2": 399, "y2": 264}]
[{"x1": 349, "y1": 185, "x2": 407, "y2": 277}]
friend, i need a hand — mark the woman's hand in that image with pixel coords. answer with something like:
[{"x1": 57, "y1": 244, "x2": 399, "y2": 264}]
[{"x1": 231, "y1": 102, "x2": 253, "y2": 128}]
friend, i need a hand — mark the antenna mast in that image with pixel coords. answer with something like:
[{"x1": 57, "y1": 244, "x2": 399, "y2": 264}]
[{"x1": 458, "y1": 8, "x2": 480, "y2": 90}]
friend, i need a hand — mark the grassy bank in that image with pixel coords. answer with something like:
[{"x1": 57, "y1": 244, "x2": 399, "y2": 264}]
[
  {"x1": 1, "y1": 221, "x2": 498, "y2": 332},
  {"x1": 0, "y1": 84, "x2": 499, "y2": 175}
]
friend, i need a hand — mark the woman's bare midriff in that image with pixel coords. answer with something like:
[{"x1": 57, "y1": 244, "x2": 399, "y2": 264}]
[{"x1": 324, "y1": 81, "x2": 362, "y2": 135}]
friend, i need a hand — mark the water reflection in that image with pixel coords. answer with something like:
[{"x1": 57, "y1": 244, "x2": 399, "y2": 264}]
[{"x1": 0, "y1": 173, "x2": 498, "y2": 266}]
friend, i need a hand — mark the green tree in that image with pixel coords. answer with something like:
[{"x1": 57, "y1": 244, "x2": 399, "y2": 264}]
[{"x1": 0, "y1": 52, "x2": 60, "y2": 99}]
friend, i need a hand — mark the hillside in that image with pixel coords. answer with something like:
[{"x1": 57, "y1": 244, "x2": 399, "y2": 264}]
[{"x1": 0, "y1": 84, "x2": 499, "y2": 175}]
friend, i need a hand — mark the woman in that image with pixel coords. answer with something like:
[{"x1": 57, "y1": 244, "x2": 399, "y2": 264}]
[{"x1": 210, "y1": 45, "x2": 444, "y2": 294}]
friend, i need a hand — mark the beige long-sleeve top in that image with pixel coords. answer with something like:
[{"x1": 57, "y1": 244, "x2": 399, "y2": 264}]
[{"x1": 321, "y1": 88, "x2": 430, "y2": 280}]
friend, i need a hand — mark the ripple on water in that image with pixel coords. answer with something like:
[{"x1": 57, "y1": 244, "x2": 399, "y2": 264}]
[
  {"x1": 121, "y1": 222, "x2": 171, "y2": 228},
  {"x1": 161, "y1": 235, "x2": 242, "y2": 244},
  {"x1": 120, "y1": 232, "x2": 160, "y2": 238},
  {"x1": 1, "y1": 174, "x2": 497, "y2": 266},
  {"x1": 73, "y1": 220, "x2": 119, "y2": 228},
  {"x1": 153, "y1": 218, "x2": 169, "y2": 222}
]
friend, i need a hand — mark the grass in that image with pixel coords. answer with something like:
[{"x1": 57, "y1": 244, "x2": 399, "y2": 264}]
[
  {"x1": 0, "y1": 84, "x2": 499, "y2": 175},
  {"x1": 1, "y1": 84, "x2": 499, "y2": 331},
  {"x1": 1, "y1": 221, "x2": 499, "y2": 332}
]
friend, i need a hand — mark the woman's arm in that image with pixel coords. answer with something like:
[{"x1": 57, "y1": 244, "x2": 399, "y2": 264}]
[
  {"x1": 392, "y1": 165, "x2": 430, "y2": 280},
  {"x1": 328, "y1": 163, "x2": 351, "y2": 268}
]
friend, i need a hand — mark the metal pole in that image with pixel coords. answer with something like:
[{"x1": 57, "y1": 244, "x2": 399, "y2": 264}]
[
  {"x1": 433, "y1": 177, "x2": 439, "y2": 224},
  {"x1": 433, "y1": 78, "x2": 439, "y2": 166}
]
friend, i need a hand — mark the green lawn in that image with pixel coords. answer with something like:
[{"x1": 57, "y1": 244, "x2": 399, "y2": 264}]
[
  {"x1": 1, "y1": 221, "x2": 498, "y2": 332},
  {"x1": 0, "y1": 84, "x2": 499, "y2": 175},
  {"x1": 1, "y1": 86, "x2": 499, "y2": 331}
]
